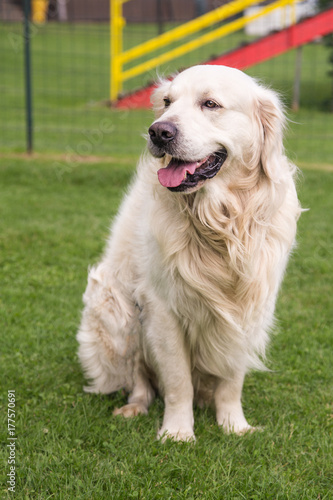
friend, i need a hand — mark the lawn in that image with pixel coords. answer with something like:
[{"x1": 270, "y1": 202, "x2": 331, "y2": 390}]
[{"x1": 0, "y1": 155, "x2": 332, "y2": 499}]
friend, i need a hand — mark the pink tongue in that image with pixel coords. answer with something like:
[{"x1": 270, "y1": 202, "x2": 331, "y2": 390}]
[{"x1": 157, "y1": 159, "x2": 199, "y2": 188}]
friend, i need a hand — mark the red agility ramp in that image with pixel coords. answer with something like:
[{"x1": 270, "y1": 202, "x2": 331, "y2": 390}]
[{"x1": 116, "y1": 8, "x2": 333, "y2": 109}]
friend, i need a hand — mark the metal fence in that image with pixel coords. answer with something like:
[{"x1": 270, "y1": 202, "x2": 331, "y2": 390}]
[{"x1": 1, "y1": 0, "x2": 333, "y2": 166}]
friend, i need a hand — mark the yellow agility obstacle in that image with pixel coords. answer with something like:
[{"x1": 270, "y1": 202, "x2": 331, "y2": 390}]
[{"x1": 110, "y1": 0, "x2": 299, "y2": 103}]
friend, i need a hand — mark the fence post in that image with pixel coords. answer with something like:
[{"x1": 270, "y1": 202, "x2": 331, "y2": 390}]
[
  {"x1": 292, "y1": 46, "x2": 302, "y2": 111},
  {"x1": 23, "y1": 0, "x2": 33, "y2": 153},
  {"x1": 110, "y1": 0, "x2": 125, "y2": 103}
]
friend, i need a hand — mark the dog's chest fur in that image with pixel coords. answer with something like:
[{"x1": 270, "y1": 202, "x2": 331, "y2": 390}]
[{"x1": 143, "y1": 193, "x2": 261, "y2": 376}]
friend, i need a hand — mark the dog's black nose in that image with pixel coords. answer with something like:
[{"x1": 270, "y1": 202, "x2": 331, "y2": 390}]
[{"x1": 149, "y1": 121, "x2": 177, "y2": 146}]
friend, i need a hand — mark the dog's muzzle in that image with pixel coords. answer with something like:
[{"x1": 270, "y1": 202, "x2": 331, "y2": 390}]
[{"x1": 148, "y1": 121, "x2": 227, "y2": 192}]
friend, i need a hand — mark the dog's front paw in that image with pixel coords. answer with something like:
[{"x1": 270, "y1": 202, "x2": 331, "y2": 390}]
[
  {"x1": 216, "y1": 403, "x2": 259, "y2": 436},
  {"x1": 218, "y1": 415, "x2": 260, "y2": 435},
  {"x1": 113, "y1": 402, "x2": 148, "y2": 418},
  {"x1": 222, "y1": 422, "x2": 256, "y2": 435},
  {"x1": 157, "y1": 427, "x2": 196, "y2": 443}
]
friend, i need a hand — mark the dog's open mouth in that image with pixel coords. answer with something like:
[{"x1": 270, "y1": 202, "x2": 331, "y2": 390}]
[{"x1": 157, "y1": 149, "x2": 227, "y2": 192}]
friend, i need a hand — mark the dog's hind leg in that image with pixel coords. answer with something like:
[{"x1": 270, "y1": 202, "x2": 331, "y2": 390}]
[
  {"x1": 77, "y1": 263, "x2": 140, "y2": 395},
  {"x1": 113, "y1": 360, "x2": 155, "y2": 417}
]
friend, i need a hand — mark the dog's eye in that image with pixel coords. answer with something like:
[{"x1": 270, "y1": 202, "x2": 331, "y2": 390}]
[
  {"x1": 203, "y1": 100, "x2": 220, "y2": 109},
  {"x1": 163, "y1": 97, "x2": 171, "y2": 108}
]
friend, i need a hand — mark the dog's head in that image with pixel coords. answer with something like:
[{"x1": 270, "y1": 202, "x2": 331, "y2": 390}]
[{"x1": 148, "y1": 65, "x2": 285, "y2": 193}]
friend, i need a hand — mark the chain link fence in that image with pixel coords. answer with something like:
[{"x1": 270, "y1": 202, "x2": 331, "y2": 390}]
[{"x1": 1, "y1": 0, "x2": 333, "y2": 165}]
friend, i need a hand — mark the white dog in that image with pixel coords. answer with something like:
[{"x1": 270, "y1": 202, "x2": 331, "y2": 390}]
[{"x1": 77, "y1": 65, "x2": 301, "y2": 441}]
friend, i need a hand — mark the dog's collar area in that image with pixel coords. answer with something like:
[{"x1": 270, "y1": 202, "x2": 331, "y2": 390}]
[{"x1": 157, "y1": 149, "x2": 227, "y2": 192}]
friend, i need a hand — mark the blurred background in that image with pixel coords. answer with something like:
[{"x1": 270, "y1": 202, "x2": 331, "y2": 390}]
[{"x1": 1, "y1": 0, "x2": 333, "y2": 166}]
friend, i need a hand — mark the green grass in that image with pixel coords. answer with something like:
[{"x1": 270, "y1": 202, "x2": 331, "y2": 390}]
[
  {"x1": 1, "y1": 21, "x2": 333, "y2": 163},
  {"x1": 0, "y1": 156, "x2": 332, "y2": 498}
]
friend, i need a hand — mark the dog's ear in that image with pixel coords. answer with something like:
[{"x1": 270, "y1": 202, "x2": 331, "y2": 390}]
[
  {"x1": 151, "y1": 78, "x2": 172, "y2": 118},
  {"x1": 255, "y1": 87, "x2": 286, "y2": 181}
]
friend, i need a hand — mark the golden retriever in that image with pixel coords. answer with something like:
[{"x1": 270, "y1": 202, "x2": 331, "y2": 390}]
[{"x1": 77, "y1": 65, "x2": 301, "y2": 441}]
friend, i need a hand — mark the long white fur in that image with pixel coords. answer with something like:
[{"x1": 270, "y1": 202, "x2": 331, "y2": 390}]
[{"x1": 77, "y1": 65, "x2": 301, "y2": 441}]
